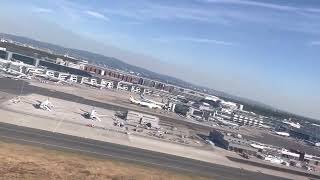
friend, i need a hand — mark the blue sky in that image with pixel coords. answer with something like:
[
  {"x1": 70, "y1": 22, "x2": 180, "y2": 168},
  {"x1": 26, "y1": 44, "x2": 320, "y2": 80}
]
[{"x1": 1, "y1": 0, "x2": 320, "y2": 119}]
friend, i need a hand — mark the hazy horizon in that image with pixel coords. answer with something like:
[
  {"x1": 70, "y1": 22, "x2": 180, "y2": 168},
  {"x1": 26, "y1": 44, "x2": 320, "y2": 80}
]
[{"x1": 0, "y1": 0, "x2": 319, "y2": 120}]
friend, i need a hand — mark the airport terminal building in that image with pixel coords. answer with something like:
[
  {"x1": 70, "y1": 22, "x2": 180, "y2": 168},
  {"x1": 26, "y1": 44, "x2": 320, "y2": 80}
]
[
  {"x1": 209, "y1": 130, "x2": 258, "y2": 155},
  {"x1": 290, "y1": 123, "x2": 320, "y2": 142},
  {"x1": 0, "y1": 47, "x2": 92, "y2": 77}
]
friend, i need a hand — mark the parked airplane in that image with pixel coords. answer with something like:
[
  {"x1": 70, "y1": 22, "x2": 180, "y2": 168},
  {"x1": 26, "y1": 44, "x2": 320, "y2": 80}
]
[
  {"x1": 140, "y1": 94, "x2": 166, "y2": 107},
  {"x1": 1, "y1": 68, "x2": 31, "y2": 80},
  {"x1": 83, "y1": 81, "x2": 105, "y2": 89},
  {"x1": 36, "y1": 74, "x2": 59, "y2": 82},
  {"x1": 313, "y1": 142, "x2": 320, "y2": 147},
  {"x1": 0, "y1": 67, "x2": 7, "y2": 73},
  {"x1": 129, "y1": 96, "x2": 162, "y2": 109},
  {"x1": 16, "y1": 74, "x2": 31, "y2": 80},
  {"x1": 36, "y1": 74, "x2": 69, "y2": 84},
  {"x1": 305, "y1": 140, "x2": 320, "y2": 147},
  {"x1": 216, "y1": 119, "x2": 239, "y2": 127},
  {"x1": 250, "y1": 143, "x2": 267, "y2": 150},
  {"x1": 36, "y1": 98, "x2": 54, "y2": 111},
  {"x1": 283, "y1": 120, "x2": 301, "y2": 129},
  {"x1": 81, "y1": 107, "x2": 109, "y2": 122},
  {"x1": 275, "y1": 131, "x2": 290, "y2": 137}
]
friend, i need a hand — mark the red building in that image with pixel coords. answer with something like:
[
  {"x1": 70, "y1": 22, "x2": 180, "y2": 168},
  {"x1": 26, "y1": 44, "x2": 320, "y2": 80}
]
[{"x1": 84, "y1": 65, "x2": 139, "y2": 83}]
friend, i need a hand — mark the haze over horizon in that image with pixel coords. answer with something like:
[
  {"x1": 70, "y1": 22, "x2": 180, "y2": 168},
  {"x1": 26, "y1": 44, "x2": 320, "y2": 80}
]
[{"x1": 0, "y1": 0, "x2": 319, "y2": 120}]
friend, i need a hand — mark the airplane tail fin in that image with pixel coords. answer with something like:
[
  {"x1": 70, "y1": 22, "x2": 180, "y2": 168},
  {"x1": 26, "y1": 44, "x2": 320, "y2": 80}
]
[{"x1": 140, "y1": 94, "x2": 144, "y2": 99}]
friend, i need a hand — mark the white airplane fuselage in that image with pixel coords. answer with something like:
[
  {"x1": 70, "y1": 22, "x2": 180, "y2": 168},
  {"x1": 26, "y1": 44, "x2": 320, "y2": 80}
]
[
  {"x1": 216, "y1": 119, "x2": 239, "y2": 127},
  {"x1": 140, "y1": 95, "x2": 166, "y2": 107},
  {"x1": 130, "y1": 96, "x2": 162, "y2": 109},
  {"x1": 83, "y1": 81, "x2": 105, "y2": 89},
  {"x1": 275, "y1": 131, "x2": 290, "y2": 137},
  {"x1": 4, "y1": 69, "x2": 30, "y2": 79}
]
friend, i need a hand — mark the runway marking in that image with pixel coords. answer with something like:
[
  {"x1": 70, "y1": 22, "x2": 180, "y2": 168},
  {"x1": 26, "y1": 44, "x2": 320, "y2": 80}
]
[
  {"x1": 0, "y1": 134, "x2": 233, "y2": 180},
  {"x1": 0, "y1": 125, "x2": 248, "y2": 177},
  {"x1": 52, "y1": 118, "x2": 64, "y2": 133}
]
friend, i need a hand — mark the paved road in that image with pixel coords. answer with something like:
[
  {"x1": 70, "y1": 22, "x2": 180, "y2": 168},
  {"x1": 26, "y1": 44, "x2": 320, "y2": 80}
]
[{"x1": 0, "y1": 122, "x2": 291, "y2": 180}]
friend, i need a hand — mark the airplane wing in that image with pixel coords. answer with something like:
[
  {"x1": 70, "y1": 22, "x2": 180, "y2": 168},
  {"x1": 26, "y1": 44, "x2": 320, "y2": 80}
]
[
  {"x1": 44, "y1": 105, "x2": 52, "y2": 111},
  {"x1": 96, "y1": 116, "x2": 102, "y2": 122},
  {"x1": 80, "y1": 108, "x2": 86, "y2": 111},
  {"x1": 98, "y1": 114, "x2": 111, "y2": 117}
]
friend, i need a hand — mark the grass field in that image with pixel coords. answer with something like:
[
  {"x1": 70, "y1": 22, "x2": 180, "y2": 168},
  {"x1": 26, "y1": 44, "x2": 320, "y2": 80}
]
[{"x1": 0, "y1": 141, "x2": 213, "y2": 180}]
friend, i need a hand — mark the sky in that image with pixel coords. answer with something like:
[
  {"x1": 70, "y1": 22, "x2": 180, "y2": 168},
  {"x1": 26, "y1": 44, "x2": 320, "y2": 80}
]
[{"x1": 0, "y1": 0, "x2": 319, "y2": 120}]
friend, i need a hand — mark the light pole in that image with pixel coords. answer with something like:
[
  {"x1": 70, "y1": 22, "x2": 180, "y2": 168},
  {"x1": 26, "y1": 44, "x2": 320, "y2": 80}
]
[{"x1": 19, "y1": 80, "x2": 25, "y2": 96}]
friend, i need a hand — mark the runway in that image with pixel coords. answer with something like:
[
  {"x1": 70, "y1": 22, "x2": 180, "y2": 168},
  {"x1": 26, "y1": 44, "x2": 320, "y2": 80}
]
[{"x1": 0, "y1": 122, "x2": 290, "y2": 180}]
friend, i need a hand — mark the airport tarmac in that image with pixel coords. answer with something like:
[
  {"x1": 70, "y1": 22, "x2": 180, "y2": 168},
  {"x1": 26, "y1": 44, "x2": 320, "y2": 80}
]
[
  {"x1": 0, "y1": 78, "x2": 211, "y2": 131},
  {"x1": 2, "y1": 78, "x2": 319, "y2": 156},
  {"x1": 0, "y1": 94, "x2": 232, "y2": 162},
  {"x1": 0, "y1": 79, "x2": 315, "y2": 179},
  {"x1": 0, "y1": 122, "x2": 295, "y2": 180},
  {"x1": 2, "y1": 93, "x2": 203, "y2": 147}
]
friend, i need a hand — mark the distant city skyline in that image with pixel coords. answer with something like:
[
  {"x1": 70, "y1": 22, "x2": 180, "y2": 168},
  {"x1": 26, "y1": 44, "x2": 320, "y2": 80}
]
[{"x1": 0, "y1": 0, "x2": 319, "y2": 120}]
